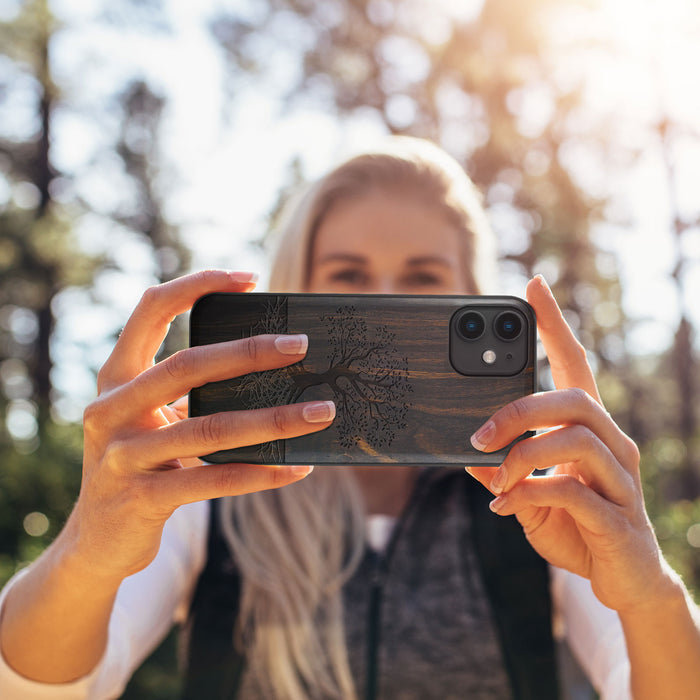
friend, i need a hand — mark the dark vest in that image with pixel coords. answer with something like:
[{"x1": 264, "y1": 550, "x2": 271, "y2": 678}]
[{"x1": 181, "y1": 471, "x2": 559, "y2": 699}]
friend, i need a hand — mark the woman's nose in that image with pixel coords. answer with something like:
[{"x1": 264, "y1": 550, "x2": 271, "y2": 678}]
[{"x1": 375, "y1": 277, "x2": 399, "y2": 294}]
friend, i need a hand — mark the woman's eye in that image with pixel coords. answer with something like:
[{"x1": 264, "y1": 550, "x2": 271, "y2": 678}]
[
  {"x1": 330, "y1": 269, "x2": 369, "y2": 285},
  {"x1": 403, "y1": 272, "x2": 444, "y2": 287}
]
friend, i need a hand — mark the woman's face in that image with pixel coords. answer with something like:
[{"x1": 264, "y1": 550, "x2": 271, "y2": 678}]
[{"x1": 306, "y1": 192, "x2": 473, "y2": 295}]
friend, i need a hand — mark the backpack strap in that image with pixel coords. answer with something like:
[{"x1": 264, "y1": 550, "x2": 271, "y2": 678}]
[
  {"x1": 466, "y1": 477, "x2": 560, "y2": 700},
  {"x1": 180, "y1": 498, "x2": 246, "y2": 700}
]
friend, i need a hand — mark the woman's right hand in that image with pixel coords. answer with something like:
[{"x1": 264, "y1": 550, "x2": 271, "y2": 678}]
[{"x1": 70, "y1": 270, "x2": 332, "y2": 583}]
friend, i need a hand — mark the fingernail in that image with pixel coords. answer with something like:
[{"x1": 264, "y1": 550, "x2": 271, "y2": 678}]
[
  {"x1": 291, "y1": 465, "x2": 314, "y2": 478},
  {"x1": 227, "y1": 271, "x2": 259, "y2": 284},
  {"x1": 534, "y1": 274, "x2": 551, "y2": 294},
  {"x1": 471, "y1": 421, "x2": 495, "y2": 451},
  {"x1": 489, "y1": 495, "x2": 507, "y2": 513},
  {"x1": 303, "y1": 401, "x2": 336, "y2": 423},
  {"x1": 274, "y1": 334, "x2": 309, "y2": 355},
  {"x1": 490, "y1": 468, "x2": 507, "y2": 494}
]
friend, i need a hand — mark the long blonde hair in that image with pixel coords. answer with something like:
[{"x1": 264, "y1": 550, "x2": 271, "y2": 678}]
[{"x1": 220, "y1": 137, "x2": 496, "y2": 700}]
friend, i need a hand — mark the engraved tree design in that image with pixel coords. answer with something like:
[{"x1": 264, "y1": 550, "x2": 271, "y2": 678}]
[{"x1": 230, "y1": 300, "x2": 413, "y2": 459}]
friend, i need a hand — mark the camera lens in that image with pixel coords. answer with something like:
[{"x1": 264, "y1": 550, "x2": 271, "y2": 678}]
[
  {"x1": 494, "y1": 311, "x2": 523, "y2": 341},
  {"x1": 457, "y1": 311, "x2": 485, "y2": 340}
]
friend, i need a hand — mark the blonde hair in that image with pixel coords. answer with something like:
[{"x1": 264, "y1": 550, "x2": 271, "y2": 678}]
[
  {"x1": 220, "y1": 137, "x2": 497, "y2": 700},
  {"x1": 219, "y1": 471, "x2": 365, "y2": 700},
  {"x1": 268, "y1": 136, "x2": 496, "y2": 294}
]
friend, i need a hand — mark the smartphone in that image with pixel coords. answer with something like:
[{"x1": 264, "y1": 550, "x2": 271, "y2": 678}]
[{"x1": 189, "y1": 293, "x2": 536, "y2": 466}]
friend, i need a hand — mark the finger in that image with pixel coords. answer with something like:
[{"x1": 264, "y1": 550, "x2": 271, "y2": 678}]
[
  {"x1": 465, "y1": 466, "x2": 497, "y2": 492},
  {"x1": 526, "y1": 275, "x2": 602, "y2": 403},
  {"x1": 119, "y1": 400, "x2": 336, "y2": 465},
  {"x1": 489, "y1": 425, "x2": 634, "y2": 504},
  {"x1": 487, "y1": 473, "x2": 623, "y2": 538},
  {"x1": 169, "y1": 395, "x2": 189, "y2": 421},
  {"x1": 99, "y1": 270, "x2": 258, "y2": 390},
  {"x1": 470, "y1": 388, "x2": 640, "y2": 477},
  {"x1": 150, "y1": 462, "x2": 315, "y2": 510},
  {"x1": 116, "y1": 333, "x2": 309, "y2": 417}
]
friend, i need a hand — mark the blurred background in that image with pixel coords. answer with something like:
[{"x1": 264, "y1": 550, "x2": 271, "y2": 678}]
[{"x1": 1, "y1": 0, "x2": 699, "y2": 696}]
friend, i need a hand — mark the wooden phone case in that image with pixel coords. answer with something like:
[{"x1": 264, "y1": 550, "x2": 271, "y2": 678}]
[{"x1": 189, "y1": 293, "x2": 536, "y2": 466}]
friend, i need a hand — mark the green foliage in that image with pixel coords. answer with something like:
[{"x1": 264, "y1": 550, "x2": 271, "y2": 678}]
[
  {"x1": 0, "y1": 420, "x2": 83, "y2": 588},
  {"x1": 651, "y1": 497, "x2": 700, "y2": 595}
]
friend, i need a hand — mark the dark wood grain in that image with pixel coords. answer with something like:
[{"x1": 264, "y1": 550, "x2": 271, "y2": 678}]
[{"x1": 190, "y1": 293, "x2": 535, "y2": 466}]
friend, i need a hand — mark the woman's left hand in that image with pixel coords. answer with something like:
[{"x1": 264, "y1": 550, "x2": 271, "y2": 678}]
[{"x1": 466, "y1": 275, "x2": 675, "y2": 615}]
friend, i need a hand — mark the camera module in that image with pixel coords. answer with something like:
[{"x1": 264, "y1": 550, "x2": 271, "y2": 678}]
[
  {"x1": 450, "y1": 302, "x2": 531, "y2": 376},
  {"x1": 456, "y1": 311, "x2": 485, "y2": 340},
  {"x1": 493, "y1": 311, "x2": 523, "y2": 341}
]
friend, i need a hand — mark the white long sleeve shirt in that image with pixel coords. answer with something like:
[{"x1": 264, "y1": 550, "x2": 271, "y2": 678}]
[{"x1": 0, "y1": 500, "x2": 631, "y2": 699}]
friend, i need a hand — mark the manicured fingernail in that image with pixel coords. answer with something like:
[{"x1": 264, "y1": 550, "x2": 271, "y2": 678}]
[
  {"x1": 228, "y1": 271, "x2": 259, "y2": 284},
  {"x1": 291, "y1": 465, "x2": 314, "y2": 478},
  {"x1": 489, "y1": 495, "x2": 507, "y2": 513},
  {"x1": 490, "y1": 468, "x2": 507, "y2": 494},
  {"x1": 274, "y1": 334, "x2": 308, "y2": 355},
  {"x1": 471, "y1": 421, "x2": 495, "y2": 451},
  {"x1": 303, "y1": 401, "x2": 336, "y2": 423}
]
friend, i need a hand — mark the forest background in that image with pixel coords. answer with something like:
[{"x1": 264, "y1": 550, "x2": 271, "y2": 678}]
[{"x1": 2, "y1": 0, "x2": 700, "y2": 697}]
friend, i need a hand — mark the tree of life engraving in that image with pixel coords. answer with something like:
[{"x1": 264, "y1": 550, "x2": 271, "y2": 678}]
[{"x1": 231, "y1": 299, "x2": 413, "y2": 461}]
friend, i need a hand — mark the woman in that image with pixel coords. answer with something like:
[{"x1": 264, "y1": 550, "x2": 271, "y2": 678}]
[{"x1": 1, "y1": 137, "x2": 698, "y2": 699}]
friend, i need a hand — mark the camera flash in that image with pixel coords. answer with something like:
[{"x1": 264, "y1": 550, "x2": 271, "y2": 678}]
[{"x1": 482, "y1": 349, "x2": 497, "y2": 365}]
